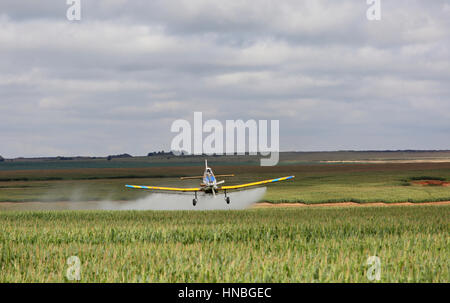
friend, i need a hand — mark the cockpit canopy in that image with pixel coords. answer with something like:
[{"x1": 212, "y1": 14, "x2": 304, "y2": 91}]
[{"x1": 204, "y1": 168, "x2": 216, "y2": 183}]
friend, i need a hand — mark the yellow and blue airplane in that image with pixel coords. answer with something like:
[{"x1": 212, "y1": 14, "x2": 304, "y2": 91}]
[{"x1": 125, "y1": 160, "x2": 295, "y2": 206}]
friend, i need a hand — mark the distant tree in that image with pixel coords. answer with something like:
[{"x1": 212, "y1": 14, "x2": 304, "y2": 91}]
[
  {"x1": 107, "y1": 156, "x2": 112, "y2": 161},
  {"x1": 107, "y1": 153, "x2": 132, "y2": 160},
  {"x1": 57, "y1": 156, "x2": 73, "y2": 160},
  {"x1": 0, "y1": 155, "x2": 4, "y2": 162}
]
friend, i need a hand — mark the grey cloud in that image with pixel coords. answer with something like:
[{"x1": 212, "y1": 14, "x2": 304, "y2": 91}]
[{"x1": 0, "y1": 0, "x2": 449, "y2": 157}]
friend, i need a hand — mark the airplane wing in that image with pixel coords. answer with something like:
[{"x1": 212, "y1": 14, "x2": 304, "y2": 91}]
[
  {"x1": 220, "y1": 176, "x2": 295, "y2": 190},
  {"x1": 125, "y1": 185, "x2": 200, "y2": 192}
]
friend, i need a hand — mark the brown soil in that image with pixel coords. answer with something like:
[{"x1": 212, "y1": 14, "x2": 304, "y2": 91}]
[
  {"x1": 254, "y1": 201, "x2": 450, "y2": 208},
  {"x1": 411, "y1": 180, "x2": 450, "y2": 186}
]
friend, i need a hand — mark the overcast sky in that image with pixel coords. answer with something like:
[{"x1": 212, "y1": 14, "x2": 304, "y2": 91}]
[{"x1": 0, "y1": 0, "x2": 449, "y2": 157}]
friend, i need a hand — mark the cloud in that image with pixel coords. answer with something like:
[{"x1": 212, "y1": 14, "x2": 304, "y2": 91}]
[{"x1": 0, "y1": 0, "x2": 449, "y2": 157}]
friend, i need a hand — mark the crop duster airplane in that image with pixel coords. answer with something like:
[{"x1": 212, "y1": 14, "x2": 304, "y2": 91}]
[{"x1": 125, "y1": 160, "x2": 295, "y2": 206}]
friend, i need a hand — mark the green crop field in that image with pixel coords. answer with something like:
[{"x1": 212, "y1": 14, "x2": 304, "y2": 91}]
[{"x1": 0, "y1": 206, "x2": 448, "y2": 282}]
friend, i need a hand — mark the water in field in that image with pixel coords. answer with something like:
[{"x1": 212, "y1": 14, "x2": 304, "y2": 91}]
[{"x1": 0, "y1": 187, "x2": 266, "y2": 211}]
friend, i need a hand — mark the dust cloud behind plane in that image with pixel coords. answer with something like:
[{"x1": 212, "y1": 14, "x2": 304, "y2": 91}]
[{"x1": 0, "y1": 188, "x2": 267, "y2": 211}]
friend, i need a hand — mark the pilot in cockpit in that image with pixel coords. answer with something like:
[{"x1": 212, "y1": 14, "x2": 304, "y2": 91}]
[{"x1": 205, "y1": 171, "x2": 215, "y2": 183}]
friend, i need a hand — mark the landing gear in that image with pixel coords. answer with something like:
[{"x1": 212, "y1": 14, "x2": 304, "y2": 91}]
[
  {"x1": 224, "y1": 190, "x2": 230, "y2": 204},
  {"x1": 193, "y1": 191, "x2": 198, "y2": 206}
]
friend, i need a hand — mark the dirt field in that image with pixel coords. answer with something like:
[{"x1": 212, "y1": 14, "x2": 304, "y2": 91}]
[
  {"x1": 411, "y1": 180, "x2": 450, "y2": 186},
  {"x1": 254, "y1": 201, "x2": 450, "y2": 208},
  {"x1": 321, "y1": 159, "x2": 450, "y2": 164}
]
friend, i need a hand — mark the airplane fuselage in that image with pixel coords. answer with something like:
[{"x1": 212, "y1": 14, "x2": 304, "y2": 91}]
[{"x1": 200, "y1": 162, "x2": 221, "y2": 194}]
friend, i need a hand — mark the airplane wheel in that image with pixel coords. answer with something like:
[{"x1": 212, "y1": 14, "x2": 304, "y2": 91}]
[
  {"x1": 226, "y1": 197, "x2": 230, "y2": 204},
  {"x1": 193, "y1": 199, "x2": 197, "y2": 206}
]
